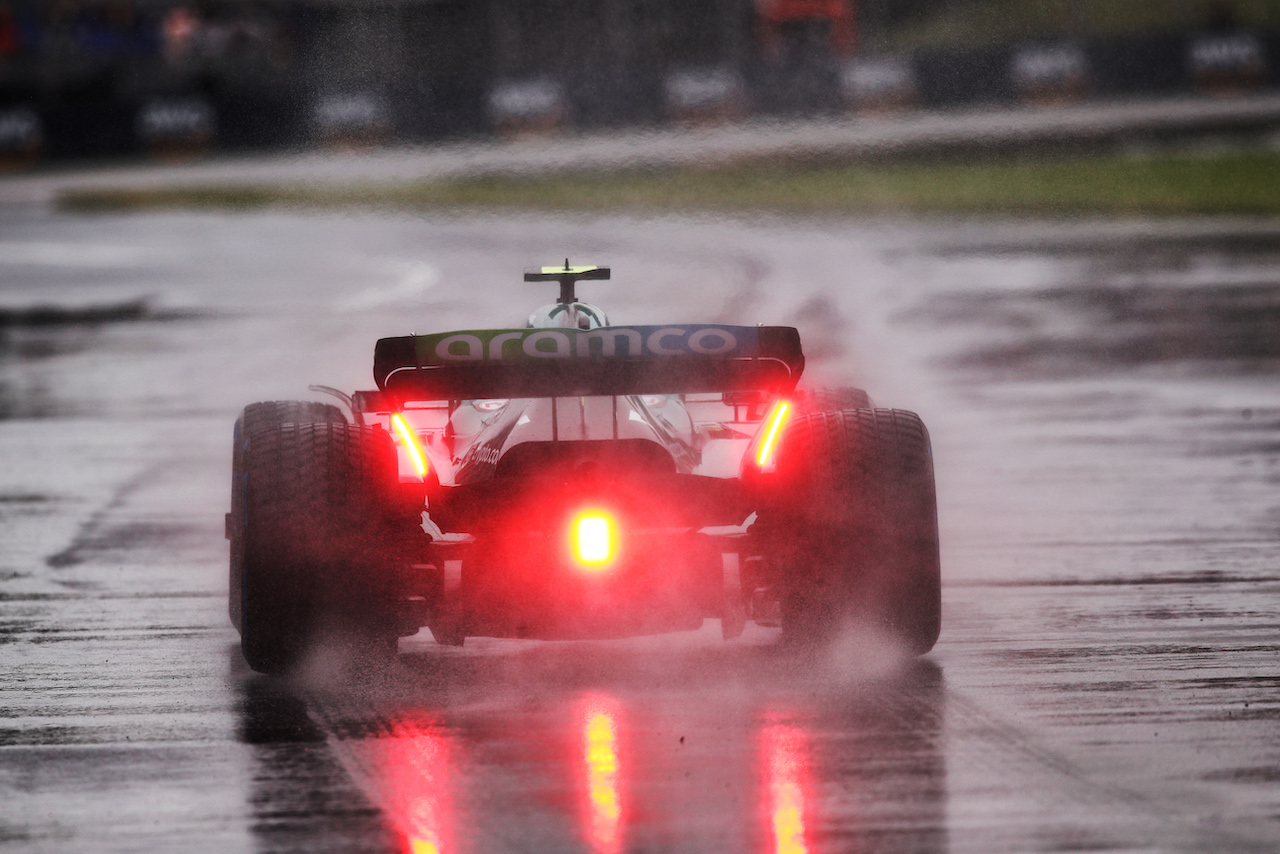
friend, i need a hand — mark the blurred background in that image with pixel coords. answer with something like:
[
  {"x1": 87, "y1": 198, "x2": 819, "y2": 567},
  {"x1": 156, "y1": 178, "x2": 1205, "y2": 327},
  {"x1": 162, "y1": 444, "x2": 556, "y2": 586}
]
[{"x1": 0, "y1": 0, "x2": 1277, "y2": 165}]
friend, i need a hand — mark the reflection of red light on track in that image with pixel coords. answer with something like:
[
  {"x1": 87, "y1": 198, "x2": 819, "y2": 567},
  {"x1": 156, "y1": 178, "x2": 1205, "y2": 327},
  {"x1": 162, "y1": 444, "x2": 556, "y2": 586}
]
[
  {"x1": 368, "y1": 717, "x2": 456, "y2": 854},
  {"x1": 762, "y1": 722, "x2": 811, "y2": 854},
  {"x1": 578, "y1": 695, "x2": 624, "y2": 854}
]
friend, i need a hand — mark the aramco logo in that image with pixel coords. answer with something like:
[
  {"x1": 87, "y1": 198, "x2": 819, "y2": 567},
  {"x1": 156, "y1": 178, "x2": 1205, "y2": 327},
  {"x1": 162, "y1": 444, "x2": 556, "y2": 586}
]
[{"x1": 431, "y1": 326, "x2": 740, "y2": 362}]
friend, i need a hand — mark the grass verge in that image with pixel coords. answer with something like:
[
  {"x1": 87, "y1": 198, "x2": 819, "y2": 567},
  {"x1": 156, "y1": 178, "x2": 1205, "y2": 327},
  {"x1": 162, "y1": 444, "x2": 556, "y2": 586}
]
[{"x1": 57, "y1": 149, "x2": 1280, "y2": 218}]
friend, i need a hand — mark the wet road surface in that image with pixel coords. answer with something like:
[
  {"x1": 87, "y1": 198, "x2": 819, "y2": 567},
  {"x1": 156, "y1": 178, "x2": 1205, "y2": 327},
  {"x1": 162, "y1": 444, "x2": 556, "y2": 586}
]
[{"x1": 1, "y1": 208, "x2": 1279, "y2": 852}]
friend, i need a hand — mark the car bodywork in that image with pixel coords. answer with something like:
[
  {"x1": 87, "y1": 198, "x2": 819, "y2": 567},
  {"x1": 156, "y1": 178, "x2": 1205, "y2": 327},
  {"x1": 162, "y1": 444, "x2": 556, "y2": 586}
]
[
  {"x1": 359, "y1": 310, "x2": 804, "y2": 641},
  {"x1": 228, "y1": 264, "x2": 940, "y2": 670}
]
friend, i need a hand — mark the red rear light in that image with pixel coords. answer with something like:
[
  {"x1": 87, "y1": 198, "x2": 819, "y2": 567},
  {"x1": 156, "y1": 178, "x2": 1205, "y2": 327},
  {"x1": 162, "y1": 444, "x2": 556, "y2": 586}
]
[
  {"x1": 391, "y1": 413, "x2": 428, "y2": 478},
  {"x1": 755, "y1": 400, "x2": 791, "y2": 470},
  {"x1": 572, "y1": 511, "x2": 615, "y2": 570}
]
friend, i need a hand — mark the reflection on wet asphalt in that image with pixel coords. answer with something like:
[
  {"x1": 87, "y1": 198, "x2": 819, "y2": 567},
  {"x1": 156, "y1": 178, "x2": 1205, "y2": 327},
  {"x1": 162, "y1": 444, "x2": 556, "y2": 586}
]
[
  {"x1": 1, "y1": 208, "x2": 1279, "y2": 852},
  {"x1": 238, "y1": 633, "x2": 947, "y2": 854},
  {"x1": 915, "y1": 281, "x2": 1280, "y2": 374}
]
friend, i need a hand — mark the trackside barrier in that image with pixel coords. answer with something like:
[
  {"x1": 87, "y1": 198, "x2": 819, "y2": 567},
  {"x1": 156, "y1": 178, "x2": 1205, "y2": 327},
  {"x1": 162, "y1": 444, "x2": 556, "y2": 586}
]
[
  {"x1": 136, "y1": 97, "x2": 216, "y2": 161},
  {"x1": 664, "y1": 66, "x2": 747, "y2": 123},
  {"x1": 0, "y1": 106, "x2": 42, "y2": 171},
  {"x1": 1189, "y1": 32, "x2": 1270, "y2": 93},
  {"x1": 313, "y1": 91, "x2": 391, "y2": 147},
  {"x1": 487, "y1": 77, "x2": 568, "y2": 137},
  {"x1": 4, "y1": 27, "x2": 1280, "y2": 164},
  {"x1": 839, "y1": 55, "x2": 919, "y2": 112},
  {"x1": 1010, "y1": 42, "x2": 1090, "y2": 105}
]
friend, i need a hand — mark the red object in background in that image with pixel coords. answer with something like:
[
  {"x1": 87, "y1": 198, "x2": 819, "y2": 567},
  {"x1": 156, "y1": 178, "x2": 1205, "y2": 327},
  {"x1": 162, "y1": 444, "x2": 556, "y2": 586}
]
[
  {"x1": 162, "y1": 6, "x2": 197, "y2": 61},
  {"x1": 757, "y1": 0, "x2": 858, "y2": 56},
  {"x1": 0, "y1": 5, "x2": 18, "y2": 56}
]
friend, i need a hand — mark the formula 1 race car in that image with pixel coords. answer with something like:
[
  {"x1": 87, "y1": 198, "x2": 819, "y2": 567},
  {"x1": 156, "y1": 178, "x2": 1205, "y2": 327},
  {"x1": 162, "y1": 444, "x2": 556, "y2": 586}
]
[{"x1": 227, "y1": 264, "x2": 940, "y2": 674}]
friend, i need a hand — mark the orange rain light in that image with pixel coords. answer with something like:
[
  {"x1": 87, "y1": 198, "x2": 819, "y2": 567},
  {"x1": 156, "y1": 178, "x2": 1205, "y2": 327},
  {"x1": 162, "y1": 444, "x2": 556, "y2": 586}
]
[
  {"x1": 573, "y1": 511, "x2": 615, "y2": 569},
  {"x1": 756, "y1": 400, "x2": 792, "y2": 468},
  {"x1": 391, "y1": 413, "x2": 428, "y2": 478}
]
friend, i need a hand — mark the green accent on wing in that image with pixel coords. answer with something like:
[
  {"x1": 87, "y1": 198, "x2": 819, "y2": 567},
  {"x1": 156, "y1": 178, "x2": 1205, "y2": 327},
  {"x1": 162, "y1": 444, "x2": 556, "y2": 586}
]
[{"x1": 542, "y1": 265, "x2": 599, "y2": 275}]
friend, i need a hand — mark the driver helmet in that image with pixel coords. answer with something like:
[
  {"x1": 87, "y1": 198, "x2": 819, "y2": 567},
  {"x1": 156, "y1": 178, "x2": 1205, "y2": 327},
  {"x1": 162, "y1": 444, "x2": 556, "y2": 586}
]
[{"x1": 527, "y1": 301, "x2": 609, "y2": 330}]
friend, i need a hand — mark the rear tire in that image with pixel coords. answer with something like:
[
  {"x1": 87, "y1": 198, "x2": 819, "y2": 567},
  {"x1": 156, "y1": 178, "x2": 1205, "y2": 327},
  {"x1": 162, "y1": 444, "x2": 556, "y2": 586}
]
[
  {"x1": 229, "y1": 401, "x2": 347, "y2": 631},
  {"x1": 237, "y1": 422, "x2": 399, "y2": 675},
  {"x1": 767, "y1": 408, "x2": 940, "y2": 655},
  {"x1": 794, "y1": 386, "x2": 873, "y2": 413},
  {"x1": 241, "y1": 400, "x2": 347, "y2": 438}
]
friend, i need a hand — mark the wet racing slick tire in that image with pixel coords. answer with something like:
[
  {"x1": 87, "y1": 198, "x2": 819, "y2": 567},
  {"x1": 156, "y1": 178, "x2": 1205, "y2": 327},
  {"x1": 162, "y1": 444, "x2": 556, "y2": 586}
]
[
  {"x1": 236, "y1": 422, "x2": 400, "y2": 675},
  {"x1": 229, "y1": 401, "x2": 347, "y2": 631},
  {"x1": 766, "y1": 408, "x2": 941, "y2": 655},
  {"x1": 240, "y1": 400, "x2": 347, "y2": 439},
  {"x1": 793, "y1": 386, "x2": 873, "y2": 413}
]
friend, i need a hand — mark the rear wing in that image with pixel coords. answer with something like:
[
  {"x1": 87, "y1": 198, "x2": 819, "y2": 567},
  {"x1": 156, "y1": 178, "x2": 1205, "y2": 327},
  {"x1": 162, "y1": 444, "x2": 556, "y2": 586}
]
[{"x1": 373, "y1": 325, "x2": 804, "y2": 400}]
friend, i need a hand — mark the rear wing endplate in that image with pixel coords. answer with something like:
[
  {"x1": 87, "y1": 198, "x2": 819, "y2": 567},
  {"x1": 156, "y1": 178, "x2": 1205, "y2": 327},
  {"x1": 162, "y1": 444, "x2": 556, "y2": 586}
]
[{"x1": 373, "y1": 325, "x2": 804, "y2": 400}]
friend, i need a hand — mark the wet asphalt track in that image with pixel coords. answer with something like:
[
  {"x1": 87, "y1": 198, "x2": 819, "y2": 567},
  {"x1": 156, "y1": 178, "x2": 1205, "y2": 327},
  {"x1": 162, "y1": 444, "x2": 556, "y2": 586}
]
[{"x1": 1, "y1": 205, "x2": 1279, "y2": 853}]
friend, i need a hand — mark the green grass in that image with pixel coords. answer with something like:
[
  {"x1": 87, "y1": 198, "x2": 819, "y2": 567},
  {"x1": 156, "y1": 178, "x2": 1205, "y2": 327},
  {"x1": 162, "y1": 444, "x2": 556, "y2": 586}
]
[{"x1": 57, "y1": 149, "x2": 1280, "y2": 218}]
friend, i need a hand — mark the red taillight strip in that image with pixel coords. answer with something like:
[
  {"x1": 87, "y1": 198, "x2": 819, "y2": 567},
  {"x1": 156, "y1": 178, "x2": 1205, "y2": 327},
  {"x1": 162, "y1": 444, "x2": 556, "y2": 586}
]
[
  {"x1": 391, "y1": 413, "x2": 428, "y2": 477},
  {"x1": 756, "y1": 401, "x2": 791, "y2": 468}
]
